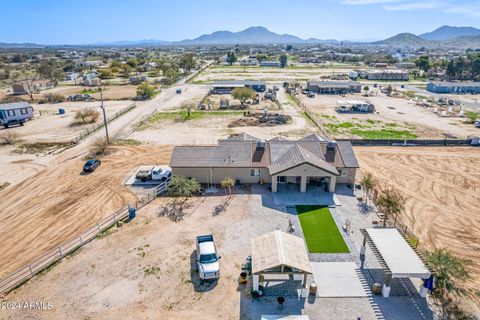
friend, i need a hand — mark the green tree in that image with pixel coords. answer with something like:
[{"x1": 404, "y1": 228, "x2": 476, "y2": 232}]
[
  {"x1": 181, "y1": 102, "x2": 195, "y2": 119},
  {"x1": 425, "y1": 249, "x2": 479, "y2": 319},
  {"x1": 363, "y1": 85, "x2": 370, "y2": 92},
  {"x1": 136, "y1": 82, "x2": 156, "y2": 100},
  {"x1": 226, "y1": 51, "x2": 237, "y2": 65},
  {"x1": 232, "y1": 87, "x2": 256, "y2": 107},
  {"x1": 166, "y1": 176, "x2": 201, "y2": 198},
  {"x1": 415, "y1": 55, "x2": 430, "y2": 73},
  {"x1": 98, "y1": 69, "x2": 114, "y2": 80},
  {"x1": 179, "y1": 53, "x2": 196, "y2": 76},
  {"x1": 36, "y1": 59, "x2": 64, "y2": 85},
  {"x1": 386, "y1": 85, "x2": 393, "y2": 96},
  {"x1": 375, "y1": 188, "x2": 405, "y2": 227},
  {"x1": 220, "y1": 177, "x2": 235, "y2": 199},
  {"x1": 279, "y1": 54, "x2": 288, "y2": 68},
  {"x1": 360, "y1": 172, "x2": 376, "y2": 204}
]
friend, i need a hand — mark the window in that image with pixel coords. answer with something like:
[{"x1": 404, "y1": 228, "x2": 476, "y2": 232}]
[
  {"x1": 7, "y1": 110, "x2": 15, "y2": 117},
  {"x1": 277, "y1": 176, "x2": 286, "y2": 183},
  {"x1": 20, "y1": 108, "x2": 28, "y2": 115},
  {"x1": 250, "y1": 169, "x2": 260, "y2": 177}
]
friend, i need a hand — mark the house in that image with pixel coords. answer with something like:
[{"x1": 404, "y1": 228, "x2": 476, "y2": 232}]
[
  {"x1": 426, "y1": 81, "x2": 480, "y2": 94},
  {"x1": 364, "y1": 70, "x2": 409, "y2": 81},
  {"x1": 169, "y1": 133, "x2": 359, "y2": 193},
  {"x1": 0, "y1": 102, "x2": 34, "y2": 128},
  {"x1": 12, "y1": 80, "x2": 53, "y2": 95},
  {"x1": 74, "y1": 60, "x2": 103, "y2": 68},
  {"x1": 129, "y1": 75, "x2": 148, "y2": 84},
  {"x1": 306, "y1": 81, "x2": 361, "y2": 94},
  {"x1": 211, "y1": 80, "x2": 266, "y2": 94},
  {"x1": 82, "y1": 72, "x2": 101, "y2": 87},
  {"x1": 260, "y1": 60, "x2": 281, "y2": 67},
  {"x1": 142, "y1": 62, "x2": 157, "y2": 71}
]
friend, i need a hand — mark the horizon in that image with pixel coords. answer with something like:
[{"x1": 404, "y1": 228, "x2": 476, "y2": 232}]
[{"x1": 1, "y1": 0, "x2": 480, "y2": 45}]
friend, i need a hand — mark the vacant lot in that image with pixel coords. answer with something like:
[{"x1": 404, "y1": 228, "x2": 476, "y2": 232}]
[
  {"x1": 0, "y1": 100, "x2": 131, "y2": 143},
  {"x1": 0, "y1": 145, "x2": 172, "y2": 278},
  {"x1": 298, "y1": 91, "x2": 479, "y2": 139},
  {"x1": 355, "y1": 146, "x2": 480, "y2": 292},
  {"x1": 194, "y1": 64, "x2": 359, "y2": 83},
  {"x1": 128, "y1": 89, "x2": 318, "y2": 144},
  {"x1": 297, "y1": 205, "x2": 349, "y2": 253}
]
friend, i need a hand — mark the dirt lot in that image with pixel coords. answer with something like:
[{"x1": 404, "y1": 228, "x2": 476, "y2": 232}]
[
  {"x1": 194, "y1": 64, "x2": 358, "y2": 83},
  {"x1": 0, "y1": 145, "x2": 172, "y2": 279},
  {"x1": 298, "y1": 91, "x2": 479, "y2": 139},
  {"x1": 0, "y1": 84, "x2": 139, "y2": 102},
  {"x1": 0, "y1": 100, "x2": 132, "y2": 143},
  {"x1": 129, "y1": 90, "x2": 317, "y2": 144},
  {"x1": 355, "y1": 146, "x2": 480, "y2": 291},
  {"x1": 206, "y1": 93, "x2": 279, "y2": 111}
]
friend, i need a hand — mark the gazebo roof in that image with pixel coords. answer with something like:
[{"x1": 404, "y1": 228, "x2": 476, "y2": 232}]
[
  {"x1": 363, "y1": 228, "x2": 431, "y2": 278},
  {"x1": 252, "y1": 230, "x2": 312, "y2": 275}
]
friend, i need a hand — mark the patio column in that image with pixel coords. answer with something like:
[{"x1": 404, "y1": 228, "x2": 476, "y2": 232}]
[
  {"x1": 271, "y1": 175, "x2": 278, "y2": 192},
  {"x1": 300, "y1": 176, "x2": 307, "y2": 193},
  {"x1": 382, "y1": 273, "x2": 392, "y2": 297},
  {"x1": 328, "y1": 176, "x2": 336, "y2": 192},
  {"x1": 253, "y1": 274, "x2": 260, "y2": 292}
]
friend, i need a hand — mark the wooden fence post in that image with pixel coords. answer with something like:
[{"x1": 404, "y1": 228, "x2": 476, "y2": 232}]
[
  {"x1": 28, "y1": 264, "x2": 33, "y2": 276},
  {"x1": 58, "y1": 247, "x2": 63, "y2": 257}
]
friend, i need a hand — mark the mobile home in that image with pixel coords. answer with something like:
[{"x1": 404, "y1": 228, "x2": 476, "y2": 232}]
[{"x1": 0, "y1": 102, "x2": 34, "y2": 128}]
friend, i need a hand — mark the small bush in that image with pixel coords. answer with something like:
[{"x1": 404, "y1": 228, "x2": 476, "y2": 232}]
[
  {"x1": 89, "y1": 138, "x2": 108, "y2": 157},
  {"x1": 42, "y1": 93, "x2": 66, "y2": 103},
  {"x1": 0, "y1": 131, "x2": 20, "y2": 145},
  {"x1": 72, "y1": 109, "x2": 100, "y2": 126}
]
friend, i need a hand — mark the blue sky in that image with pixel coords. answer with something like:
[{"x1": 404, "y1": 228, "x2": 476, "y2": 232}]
[{"x1": 1, "y1": 0, "x2": 480, "y2": 44}]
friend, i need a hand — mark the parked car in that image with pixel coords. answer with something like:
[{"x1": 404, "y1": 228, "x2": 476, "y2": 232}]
[
  {"x1": 196, "y1": 235, "x2": 220, "y2": 280},
  {"x1": 83, "y1": 159, "x2": 101, "y2": 172},
  {"x1": 307, "y1": 91, "x2": 315, "y2": 98}
]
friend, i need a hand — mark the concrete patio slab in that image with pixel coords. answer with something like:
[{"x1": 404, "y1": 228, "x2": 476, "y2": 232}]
[{"x1": 311, "y1": 262, "x2": 368, "y2": 298}]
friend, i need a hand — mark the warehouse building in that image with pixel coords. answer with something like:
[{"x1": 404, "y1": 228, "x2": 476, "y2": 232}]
[
  {"x1": 426, "y1": 81, "x2": 480, "y2": 94},
  {"x1": 364, "y1": 70, "x2": 409, "y2": 81},
  {"x1": 307, "y1": 81, "x2": 361, "y2": 94}
]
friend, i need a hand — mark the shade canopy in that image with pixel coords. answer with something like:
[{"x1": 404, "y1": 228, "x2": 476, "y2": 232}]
[{"x1": 365, "y1": 228, "x2": 431, "y2": 278}]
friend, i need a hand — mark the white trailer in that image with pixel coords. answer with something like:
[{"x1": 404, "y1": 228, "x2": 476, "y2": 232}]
[{"x1": 0, "y1": 102, "x2": 34, "y2": 128}]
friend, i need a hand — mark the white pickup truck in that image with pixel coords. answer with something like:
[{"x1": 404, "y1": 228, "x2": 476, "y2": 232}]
[
  {"x1": 136, "y1": 166, "x2": 172, "y2": 182},
  {"x1": 196, "y1": 235, "x2": 221, "y2": 280}
]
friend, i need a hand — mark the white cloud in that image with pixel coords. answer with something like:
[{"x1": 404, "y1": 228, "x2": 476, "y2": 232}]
[
  {"x1": 383, "y1": 1, "x2": 440, "y2": 11},
  {"x1": 341, "y1": 0, "x2": 401, "y2": 4}
]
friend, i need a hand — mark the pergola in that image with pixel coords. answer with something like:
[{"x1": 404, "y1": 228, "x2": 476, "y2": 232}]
[
  {"x1": 251, "y1": 230, "x2": 312, "y2": 293},
  {"x1": 360, "y1": 228, "x2": 432, "y2": 297}
]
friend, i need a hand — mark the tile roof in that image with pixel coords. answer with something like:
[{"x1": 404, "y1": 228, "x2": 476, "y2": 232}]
[
  {"x1": 252, "y1": 230, "x2": 313, "y2": 275},
  {"x1": 268, "y1": 144, "x2": 339, "y2": 176}
]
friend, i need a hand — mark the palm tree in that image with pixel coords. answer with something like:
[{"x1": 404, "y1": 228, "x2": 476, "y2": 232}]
[
  {"x1": 220, "y1": 177, "x2": 235, "y2": 199},
  {"x1": 375, "y1": 188, "x2": 405, "y2": 227}
]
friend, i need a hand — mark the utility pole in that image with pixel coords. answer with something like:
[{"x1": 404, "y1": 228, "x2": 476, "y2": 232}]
[{"x1": 99, "y1": 87, "x2": 109, "y2": 144}]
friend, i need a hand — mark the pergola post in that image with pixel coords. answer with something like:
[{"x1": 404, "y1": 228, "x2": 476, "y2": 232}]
[
  {"x1": 303, "y1": 273, "x2": 308, "y2": 288},
  {"x1": 360, "y1": 233, "x2": 367, "y2": 269},
  {"x1": 253, "y1": 274, "x2": 260, "y2": 292},
  {"x1": 300, "y1": 176, "x2": 307, "y2": 193},
  {"x1": 382, "y1": 273, "x2": 392, "y2": 297},
  {"x1": 271, "y1": 175, "x2": 278, "y2": 192},
  {"x1": 328, "y1": 176, "x2": 336, "y2": 192}
]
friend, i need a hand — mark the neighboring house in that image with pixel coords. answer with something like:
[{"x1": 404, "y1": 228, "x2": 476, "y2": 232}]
[
  {"x1": 12, "y1": 80, "x2": 53, "y2": 95},
  {"x1": 169, "y1": 133, "x2": 359, "y2": 193},
  {"x1": 240, "y1": 58, "x2": 258, "y2": 66},
  {"x1": 211, "y1": 80, "x2": 266, "y2": 94},
  {"x1": 65, "y1": 72, "x2": 80, "y2": 81},
  {"x1": 75, "y1": 60, "x2": 103, "y2": 68},
  {"x1": 82, "y1": 72, "x2": 101, "y2": 87},
  {"x1": 129, "y1": 75, "x2": 148, "y2": 84},
  {"x1": 307, "y1": 81, "x2": 361, "y2": 94},
  {"x1": 426, "y1": 81, "x2": 480, "y2": 94},
  {"x1": 364, "y1": 70, "x2": 409, "y2": 81},
  {"x1": 260, "y1": 60, "x2": 281, "y2": 67},
  {"x1": 396, "y1": 62, "x2": 416, "y2": 69},
  {"x1": 0, "y1": 102, "x2": 34, "y2": 128},
  {"x1": 142, "y1": 62, "x2": 157, "y2": 71}
]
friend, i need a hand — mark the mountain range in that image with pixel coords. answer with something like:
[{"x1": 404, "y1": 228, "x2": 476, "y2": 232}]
[{"x1": 1, "y1": 25, "x2": 480, "y2": 48}]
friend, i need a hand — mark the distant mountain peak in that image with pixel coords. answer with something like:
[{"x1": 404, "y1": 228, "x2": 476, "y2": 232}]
[{"x1": 419, "y1": 25, "x2": 480, "y2": 41}]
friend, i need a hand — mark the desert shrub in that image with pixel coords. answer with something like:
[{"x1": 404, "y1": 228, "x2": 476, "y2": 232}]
[
  {"x1": 72, "y1": 109, "x2": 100, "y2": 126},
  {"x1": 90, "y1": 138, "x2": 108, "y2": 157},
  {"x1": 0, "y1": 131, "x2": 20, "y2": 145},
  {"x1": 42, "y1": 93, "x2": 66, "y2": 103}
]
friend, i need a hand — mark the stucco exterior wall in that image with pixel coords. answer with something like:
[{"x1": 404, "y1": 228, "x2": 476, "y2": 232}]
[
  {"x1": 336, "y1": 167, "x2": 356, "y2": 185},
  {"x1": 172, "y1": 167, "x2": 271, "y2": 184}
]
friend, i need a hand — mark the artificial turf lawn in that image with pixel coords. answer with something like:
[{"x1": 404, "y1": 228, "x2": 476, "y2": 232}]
[{"x1": 296, "y1": 205, "x2": 350, "y2": 254}]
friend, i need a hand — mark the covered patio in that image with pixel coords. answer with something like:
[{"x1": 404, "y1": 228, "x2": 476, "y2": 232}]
[
  {"x1": 360, "y1": 228, "x2": 432, "y2": 298},
  {"x1": 251, "y1": 230, "x2": 313, "y2": 297}
]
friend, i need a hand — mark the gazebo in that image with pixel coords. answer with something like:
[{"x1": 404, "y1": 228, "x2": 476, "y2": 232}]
[
  {"x1": 251, "y1": 230, "x2": 313, "y2": 294},
  {"x1": 360, "y1": 228, "x2": 432, "y2": 297}
]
